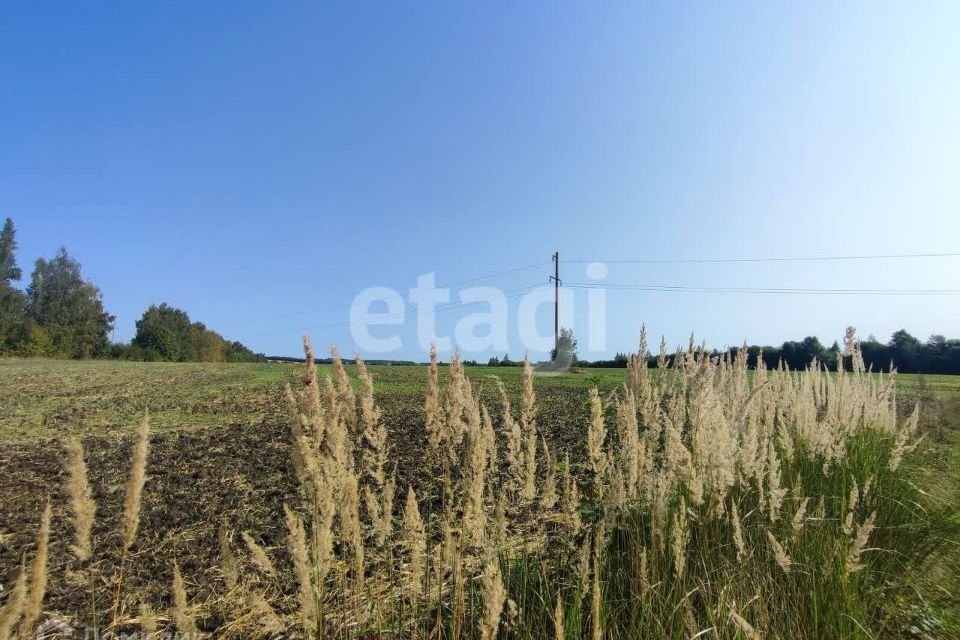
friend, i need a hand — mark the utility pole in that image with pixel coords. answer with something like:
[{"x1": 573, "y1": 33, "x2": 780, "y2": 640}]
[{"x1": 550, "y1": 252, "x2": 561, "y2": 355}]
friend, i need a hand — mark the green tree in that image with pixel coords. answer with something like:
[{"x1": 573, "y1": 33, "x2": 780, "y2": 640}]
[
  {"x1": 131, "y1": 304, "x2": 264, "y2": 363},
  {"x1": 888, "y1": 329, "x2": 922, "y2": 372},
  {"x1": 133, "y1": 304, "x2": 193, "y2": 361},
  {"x1": 0, "y1": 218, "x2": 22, "y2": 283},
  {"x1": 190, "y1": 322, "x2": 227, "y2": 362},
  {"x1": 0, "y1": 218, "x2": 28, "y2": 354},
  {"x1": 0, "y1": 286, "x2": 26, "y2": 354},
  {"x1": 10, "y1": 319, "x2": 53, "y2": 356},
  {"x1": 224, "y1": 340, "x2": 265, "y2": 363},
  {"x1": 779, "y1": 336, "x2": 825, "y2": 369},
  {"x1": 26, "y1": 248, "x2": 115, "y2": 358},
  {"x1": 823, "y1": 340, "x2": 841, "y2": 367},
  {"x1": 549, "y1": 327, "x2": 578, "y2": 369}
]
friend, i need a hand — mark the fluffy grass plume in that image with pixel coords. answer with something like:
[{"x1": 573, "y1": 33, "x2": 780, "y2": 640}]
[
  {"x1": 64, "y1": 438, "x2": 96, "y2": 562},
  {"x1": 330, "y1": 345, "x2": 357, "y2": 433},
  {"x1": 171, "y1": 562, "x2": 197, "y2": 633},
  {"x1": 591, "y1": 551, "x2": 602, "y2": 640},
  {"x1": 0, "y1": 558, "x2": 28, "y2": 640},
  {"x1": 846, "y1": 511, "x2": 877, "y2": 575},
  {"x1": 766, "y1": 529, "x2": 792, "y2": 574},
  {"x1": 425, "y1": 342, "x2": 442, "y2": 449},
  {"x1": 729, "y1": 608, "x2": 761, "y2": 640},
  {"x1": 402, "y1": 485, "x2": 426, "y2": 602},
  {"x1": 19, "y1": 501, "x2": 51, "y2": 638},
  {"x1": 480, "y1": 545, "x2": 505, "y2": 640},
  {"x1": 553, "y1": 590, "x2": 565, "y2": 640},
  {"x1": 284, "y1": 504, "x2": 316, "y2": 637},
  {"x1": 138, "y1": 602, "x2": 157, "y2": 636},
  {"x1": 587, "y1": 387, "x2": 607, "y2": 480},
  {"x1": 247, "y1": 590, "x2": 283, "y2": 636},
  {"x1": 218, "y1": 527, "x2": 239, "y2": 590},
  {"x1": 241, "y1": 532, "x2": 277, "y2": 577},
  {"x1": 122, "y1": 412, "x2": 150, "y2": 551}
]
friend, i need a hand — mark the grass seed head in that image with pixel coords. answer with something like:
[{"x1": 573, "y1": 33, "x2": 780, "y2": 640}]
[
  {"x1": 171, "y1": 562, "x2": 197, "y2": 633},
  {"x1": 591, "y1": 551, "x2": 603, "y2": 640},
  {"x1": 553, "y1": 590, "x2": 565, "y2": 640},
  {"x1": 122, "y1": 411, "x2": 151, "y2": 551},
  {"x1": 480, "y1": 545, "x2": 505, "y2": 640},
  {"x1": 402, "y1": 486, "x2": 426, "y2": 601},
  {"x1": 0, "y1": 556, "x2": 28, "y2": 640},
  {"x1": 847, "y1": 511, "x2": 877, "y2": 575},
  {"x1": 284, "y1": 504, "x2": 317, "y2": 636},
  {"x1": 138, "y1": 602, "x2": 157, "y2": 636},
  {"x1": 64, "y1": 437, "x2": 96, "y2": 562},
  {"x1": 20, "y1": 501, "x2": 51, "y2": 637},
  {"x1": 766, "y1": 529, "x2": 792, "y2": 574},
  {"x1": 218, "y1": 527, "x2": 239, "y2": 590},
  {"x1": 241, "y1": 531, "x2": 277, "y2": 577}
]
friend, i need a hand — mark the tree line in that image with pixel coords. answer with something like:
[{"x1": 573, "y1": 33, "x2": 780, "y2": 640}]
[
  {"x1": 484, "y1": 325, "x2": 960, "y2": 376},
  {"x1": 3, "y1": 216, "x2": 958, "y2": 372},
  {"x1": 0, "y1": 217, "x2": 264, "y2": 362},
  {"x1": 582, "y1": 331, "x2": 960, "y2": 374},
  {"x1": 716, "y1": 330, "x2": 960, "y2": 374}
]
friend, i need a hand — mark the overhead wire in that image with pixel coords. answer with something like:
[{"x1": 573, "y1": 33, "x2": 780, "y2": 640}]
[
  {"x1": 252, "y1": 252, "x2": 960, "y2": 338},
  {"x1": 285, "y1": 260, "x2": 550, "y2": 318},
  {"x1": 564, "y1": 252, "x2": 960, "y2": 264},
  {"x1": 565, "y1": 282, "x2": 960, "y2": 295},
  {"x1": 277, "y1": 282, "x2": 546, "y2": 334}
]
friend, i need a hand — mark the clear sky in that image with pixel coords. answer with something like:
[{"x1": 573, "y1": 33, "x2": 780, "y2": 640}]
[{"x1": 2, "y1": 1, "x2": 959, "y2": 360}]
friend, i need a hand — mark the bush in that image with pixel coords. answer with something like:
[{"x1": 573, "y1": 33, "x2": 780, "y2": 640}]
[
  {"x1": 130, "y1": 304, "x2": 264, "y2": 363},
  {"x1": 13, "y1": 320, "x2": 54, "y2": 357}
]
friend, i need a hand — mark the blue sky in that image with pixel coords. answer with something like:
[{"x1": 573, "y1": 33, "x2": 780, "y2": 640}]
[{"x1": 2, "y1": 1, "x2": 959, "y2": 360}]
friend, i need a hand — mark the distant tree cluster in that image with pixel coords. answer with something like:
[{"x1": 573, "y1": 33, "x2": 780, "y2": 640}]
[
  {"x1": 581, "y1": 352, "x2": 630, "y2": 368},
  {"x1": 0, "y1": 219, "x2": 114, "y2": 357},
  {"x1": 859, "y1": 331, "x2": 960, "y2": 374},
  {"x1": 735, "y1": 337, "x2": 842, "y2": 372},
  {"x1": 581, "y1": 331, "x2": 960, "y2": 374},
  {"x1": 126, "y1": 303, "x2": 264, "y2": 362},
  {"x1": 711, "y1": 331, "x2": 959, "y2": 374},
  {"x1": 486, "y1": 353, "x2": 520, "y2": 367},
  {"x1": 0, "y1": 217, "x2": 263, "y2": 362}
]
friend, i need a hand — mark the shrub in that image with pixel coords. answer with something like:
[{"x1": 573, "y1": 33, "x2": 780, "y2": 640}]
[{"x1": 12, "y1": 319, "x2": 54, "y2": 357}]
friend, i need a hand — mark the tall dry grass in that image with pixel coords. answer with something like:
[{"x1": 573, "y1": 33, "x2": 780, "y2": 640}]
[
  {"x1": 0, "y1": 557, "x2": 28, "y2": 640},
  {"x1": 64, "y1": 438, "x2": 95, "y2": 562},
  {"x1": 19, "y1": 501, "x2": 51, "y2": 637},
  {"x1": 250, "y1": 330, "x2": 950, "y2": 638},
  {"x1": 1, "y1": 326, "x2": 955, "y2": 639},
  {"x1": 0, "y1": 412, "x2": 154, "y2": 636}
]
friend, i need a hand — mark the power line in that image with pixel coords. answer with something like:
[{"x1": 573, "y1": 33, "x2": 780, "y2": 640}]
[
  {"x1": 274, "y1": 283, "x2": 546, "y2": 334},
  {"x1": 252, "y1": 251, "x2": 958, "y2": 339},
  {"x1": 564, "y1": 252, "x2": 960, "y2": 265},
  {"x1": 434, "y1": 261, "x2": 551, "y2": 289},
  {"x1": 565, "y1": 282, "x2": 960, "y2": 295},
  {"x1": 286, "y1": 260, "x2": 550, "y2": 318}
]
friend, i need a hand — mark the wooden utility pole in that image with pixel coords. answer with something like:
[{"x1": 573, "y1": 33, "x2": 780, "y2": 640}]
[{"x1": 550, "y1": 252, "x2": 561, "y2": 354}]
